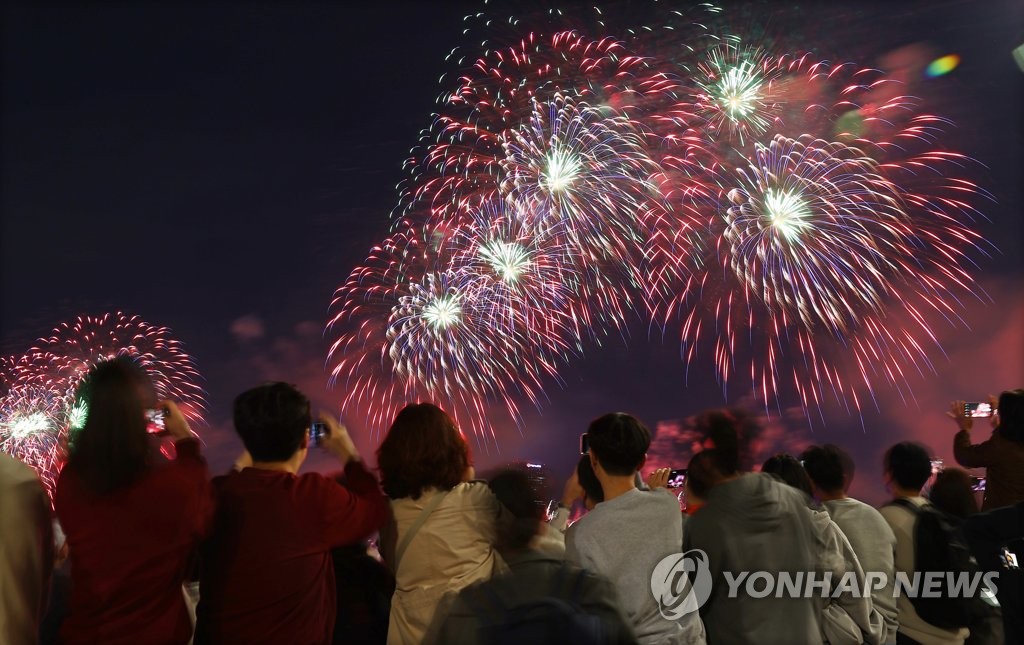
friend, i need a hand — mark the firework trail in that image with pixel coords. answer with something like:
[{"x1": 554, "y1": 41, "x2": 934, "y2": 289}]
[{"x1": 0, "y1": 313, "x2": 207, "y2": 496}]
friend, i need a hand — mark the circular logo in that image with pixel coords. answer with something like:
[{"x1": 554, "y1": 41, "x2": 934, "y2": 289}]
[{"x1": 650, "y1": 549, "x2": 713, "y2": 620}]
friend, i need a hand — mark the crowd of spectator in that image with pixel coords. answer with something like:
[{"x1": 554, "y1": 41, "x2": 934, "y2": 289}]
[{"x1": 0, "y1": 356, "x2": 1022, "y2": 644}]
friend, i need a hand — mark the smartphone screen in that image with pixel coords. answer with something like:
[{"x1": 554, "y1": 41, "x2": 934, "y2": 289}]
[
  {"x1": 579, "y1": 432, "x2": 589, "y2": 455},
  {"x1": 145, "y1": 408, "x2": 166, "y2": 434},
  {"x1": 668, "y1": 468, "x2": 687, "y2": 488},
  {"x1": 964, "y1": 402, "x2": 993, "y2": 418},
  {"x1": 309, "y1": 422, "x2": 326, "y2": 447}
]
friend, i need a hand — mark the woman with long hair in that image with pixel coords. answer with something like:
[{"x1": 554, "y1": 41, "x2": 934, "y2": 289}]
[
  {"x1": 376, "y1": 403, "x2": 504, "y2": 644},
  {"x1": 54, "y1": 356, "x2": 213, "y2": 644}
]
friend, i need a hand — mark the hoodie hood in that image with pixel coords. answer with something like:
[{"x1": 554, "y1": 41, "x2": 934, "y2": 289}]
[{"x1": 706, "y1": 472, "x2": 806, "y2": 531}]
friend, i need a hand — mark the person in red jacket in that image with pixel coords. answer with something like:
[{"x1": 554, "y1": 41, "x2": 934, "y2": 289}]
[
  {"x1": 54, "y1": 356, "x2": 213, "y2": 645},
  {"x1": 194, "y1": 382, "x2": 388, "y2": 644}
]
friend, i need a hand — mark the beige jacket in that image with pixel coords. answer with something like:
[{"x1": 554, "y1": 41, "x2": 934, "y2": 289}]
[
  {"x1": 381, "y1": 482, "x2": 505, "y2": 645},
  {"x1": 0, "y1": 454, "x2": 53, "y2": 645},
  {"x1": 879, "y1": 497, "x2": 969, "y2": 645}
]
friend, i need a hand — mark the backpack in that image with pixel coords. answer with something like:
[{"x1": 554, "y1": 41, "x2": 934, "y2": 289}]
[
  {"x1": 888, "y1": 499, "x2": 988, "y2": 630},
  {"x1": 463, "y1": 563, "x2": 609, "y2": 645}
]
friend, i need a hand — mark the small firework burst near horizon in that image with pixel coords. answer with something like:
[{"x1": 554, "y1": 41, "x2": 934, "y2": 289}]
[{"x1": 0, "y1": 312, "x2": 207, "y2": 497}]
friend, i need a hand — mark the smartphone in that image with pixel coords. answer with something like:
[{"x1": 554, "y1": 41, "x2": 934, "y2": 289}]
[
  {"x1": 668, "y1": 468, "x2": 687, "y2": 488},
  {"x1": 579, "y1": 432, "x2": 589, "y2": 455},
  {"x1": 145, "y1": 408, "x2": 167, "y2": 434},
  {"x1": 309, "y1": 422, "x2": 327, "y2": 447},
  {"x1": 964, "y1": 402, "x2": 994, "y2": 418},
  {"x1": 1001, "y1": 547, "x2": 1020, "y2": 570}
]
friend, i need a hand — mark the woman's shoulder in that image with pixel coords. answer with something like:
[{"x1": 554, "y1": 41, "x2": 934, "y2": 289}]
[{"x1": 425, "y1": 482, "x2": 499, "y2": 521}]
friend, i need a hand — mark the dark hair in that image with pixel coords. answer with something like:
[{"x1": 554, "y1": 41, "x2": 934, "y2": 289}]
[
  {"x1": 67, "y1": 356, "x2": 153, "y2": 494},
  {"x1": 761, "y1": 454, "x2": 813, "y2": 497},
  {"x1": 826, "y1": 443, "x2": 856, "y2": 491},
  {"x1": 377, "y1": 403, "x2": 470, "y2": 500},
  {"x1": 696, "y1": 410, "x2": 740, "y2": 475},
  {"x1": 576, "y1": 454, "x2": 604, "y2": 504},
  {"x1": 800, "y1": 445, "x2": 846, "y2": 494},
  {"x1": 883, "y1": 442, "x2": 933, "y2": 492},
  {"x1": 998, "y1": 389, "x2": 1024, "y2": 443},
  {"x1": 233, "y1": 382, "x2": 311, "y2": 462},
  {"x1": 586, "y1": 412, "x2": 650, "y2": 476},
  {"x1": 489, "y1": 467, "x2": 543, "y2": 552},
  {"x1": 686, "y1": 450, "x2": 718, "y2": 499},
  {"x1": 928, "y1": 468, "x2": 979, "y2": 519}
]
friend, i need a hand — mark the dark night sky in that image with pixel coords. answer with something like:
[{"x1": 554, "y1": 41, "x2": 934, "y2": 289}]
[{"x1": 2, "y1": 1, "x2": 1022, "y2": 503}]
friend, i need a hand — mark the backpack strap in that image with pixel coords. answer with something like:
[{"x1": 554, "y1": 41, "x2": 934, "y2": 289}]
[
  {"x1": 887, "y1": 497, "x2": 923, "y2": 514},
  {"x1": 394, "y1": 488, "x2": 450, "y2": 572}
]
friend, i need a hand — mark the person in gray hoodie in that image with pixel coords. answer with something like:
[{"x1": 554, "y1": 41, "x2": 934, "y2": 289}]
[
  {"x1": 681, "y1": 413, "x2": 823, "y2": 645},
  {"x1": 762, "y1": 454, "x2": 885, "y2": 645},
  {"x1": 801, "y1": 444, "x2": 899, "y2": 645}
]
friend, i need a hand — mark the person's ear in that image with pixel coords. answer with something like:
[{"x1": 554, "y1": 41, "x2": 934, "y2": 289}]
[
  {"x1": 589, "y1": 450, "x2": 599, "y2": 473},
  {"x1": 301, "y1": 433, "x2": 309, "y2": 450}
]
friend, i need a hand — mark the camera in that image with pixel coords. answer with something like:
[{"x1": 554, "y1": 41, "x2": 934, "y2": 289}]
[
  {"x1": 309, "y1": 422, "x2": 327, "y2": 447},
  {"x1": 579, "y1": 432, "x2": 589, "y2": 455},
  {"x1": 668, "y1": 468, "x2": 687, "y2": 488},
  {"x1": 964, "y1": 402, "x2": 994, "y2": 418},
  {"x1": 145, "y1": 408, "x2": 167, "y2": 434}
]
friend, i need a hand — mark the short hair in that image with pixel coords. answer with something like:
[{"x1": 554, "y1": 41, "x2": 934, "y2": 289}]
[
  {"x1": 696, "y1": 410, "x2": 740, "y2": 475},
  {"x1": 488, "y1": 467, "x2": 543, "y2": 552},
  {"x1": 233, "y1": 382, "x2": 311, "y2": 462},
  {"x1": 928, "y1": 468, "x2": 979, "y2": 519},
  {"x1": 686, "y1": 450, "x2": 718, "y2": 500},
  {"x1": 377, "y1": 403, "x2": 470, "y2": 500},
  {"x1": 998, "y1": 389, "x2": 1024, "y2": 443},
  {"x1": 761, "y1": 454, "x2": 813, "y2": 497},
  {"x1": 800, "y1": 445, "x2": 846, "y2": 494},
  {"x1": 576, "y1": 454, "x2": 603, "y2": 504},
  {"x1": 826, "y1": 443, "x2": 856, "y2": 491},
  {"x1": 586, "y1": 413, "x2": 650, "y2": 476},
  {"x1": 883, "y1": 442, "x2": 933, "y2": 492}
]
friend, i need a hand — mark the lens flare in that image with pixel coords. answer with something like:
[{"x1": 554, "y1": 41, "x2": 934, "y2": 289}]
[{"x1": 925, "y1": 54, "x2": 960, "y2": 78}]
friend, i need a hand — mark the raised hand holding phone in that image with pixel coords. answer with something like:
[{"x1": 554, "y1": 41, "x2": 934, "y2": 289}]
[
  {"x1": 646, "y1": 467, "x2": 671, "y2": 490},
  {"x1": 948, "y1": 400, "x2": 972, "y2": 433},
  {"x1": 316, "y1": 414, "x2": 360, "y2": 464},
  {"x1": 158, "y1": 400, "x2": 193, "y2": 441}
]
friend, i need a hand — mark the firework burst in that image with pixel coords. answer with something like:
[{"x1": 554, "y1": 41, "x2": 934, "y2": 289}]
[
  {"x1": 11, "y1": 313, "x2": 207, "y2": 422},
  {"x1": 1, "y1": 313, "x2": 206, "y2": 496},
  {"x1": 328, "y1": 224, "x2": 563, "y2": 444},
  {"x1": 0, "y1": 384, "x2": 71, "y2": 498},
  {"x1": 723, "y1": 134, "x2": 915, "y2": 335},
  {"x1": 329, "y1": 5, "x2": 992, "y2": 436},
  {"x1": 693, "y1": 42, "x2": 783, "y2": 144}
]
